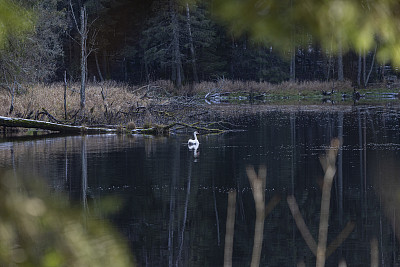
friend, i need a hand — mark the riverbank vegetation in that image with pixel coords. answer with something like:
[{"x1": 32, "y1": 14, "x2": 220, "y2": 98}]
[{"x1": 0, "y1": 79, "x2": 399, "y2": 133}]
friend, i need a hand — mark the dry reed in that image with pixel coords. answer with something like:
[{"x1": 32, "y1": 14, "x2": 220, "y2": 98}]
[
  {"x1": 0, "y1": 79, "x2": 352, "y2": 126},
  {"x1": 0, "y1": 82, "x2": 158, "y2": 124}
]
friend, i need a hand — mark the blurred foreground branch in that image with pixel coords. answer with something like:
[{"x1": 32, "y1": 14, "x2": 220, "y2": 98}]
[
  {"x1": 288, "y1": 138, "x2": 356, "y2": 266},
  {"x1": 246, "y1": 165, "x2": 267, "y2": 267},
  {"x1": 223, "y1": 190, "x2": 237, "y2": 267},
  {"x1": 0, "y1": 170, "x2": 133, "y2": 266},
  {"x1": 316, "y1": 138, "x2": 340, "y2": 267}
]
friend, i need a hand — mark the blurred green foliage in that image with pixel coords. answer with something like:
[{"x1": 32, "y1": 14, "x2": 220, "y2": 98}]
[
  {"x1": 212, "y1": 0, "x2": 400, "y2": 65},
  {"x1": 0, "y1": 0, "x2": 33, "y2": 47},
  {"x1": 0, "y1": 170, "x2": 134, "y2": 267}
]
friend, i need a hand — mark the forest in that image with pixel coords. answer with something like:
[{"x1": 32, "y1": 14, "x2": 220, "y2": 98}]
[{"x1": 0, "y1": 0, "x2": 389, "y2": 91}]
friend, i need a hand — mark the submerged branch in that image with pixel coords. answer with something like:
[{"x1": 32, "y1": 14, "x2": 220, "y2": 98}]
[
  {"x1": 135, "y1": 121, "x2": 226, "y2": 135},
  {"x1": 165, "y1": 122, "x2": 225, "y2": 133}
]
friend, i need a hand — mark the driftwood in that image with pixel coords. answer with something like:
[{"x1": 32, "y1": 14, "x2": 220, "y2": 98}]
[
  {"x1": 132, "y1": 121, "x2": 225, "y2": 135},
  {"x1": 164, "y1": 122, "x2": 224, "y2": 133}
]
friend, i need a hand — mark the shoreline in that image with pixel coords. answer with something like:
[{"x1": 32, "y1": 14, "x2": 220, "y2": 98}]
[{"x1": 0, "y1": 80, "x2": 399, "y2": 132}]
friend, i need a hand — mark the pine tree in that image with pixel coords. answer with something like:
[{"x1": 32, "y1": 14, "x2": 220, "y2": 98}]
[{"x1": 182, "y1": 2, "x2": 225, "y2": 81}]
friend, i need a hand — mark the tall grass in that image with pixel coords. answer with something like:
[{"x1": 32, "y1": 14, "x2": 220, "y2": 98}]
[
  {"x1": 0, "y1": 79, "x2": 353, "y2": 125},
  {"x1": 0, "y1": 82, "x2": 155, "y2": 124}
]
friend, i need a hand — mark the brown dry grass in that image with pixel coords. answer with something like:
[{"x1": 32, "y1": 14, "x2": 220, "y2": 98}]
[
  {"x1": 0, "y1": 82, "x2": 163, "y2": 125},
  {"x1": 0, "y1": 79, "x2": 352, "y2": 126}
]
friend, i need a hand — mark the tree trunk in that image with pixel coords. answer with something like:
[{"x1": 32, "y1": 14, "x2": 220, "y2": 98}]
[
  {"x1": 186, "y1": 3, "x2": 198, "y2": 83},
  {"x1": 363, "y1": 48, "x2": 366, "y2": 87},
  {"x1": 80, "y1": 6, "x2": 87, "y2": 112},
  {"x1": 326, "y1": 50, "x2": 332, "y2": 81},
  {"x1": 230, "y1": 36, "x2": 235, "y2": 79},
  {"x1": 357, "y1": 49, "x2": 362, "y2": 87},
  {"x1": 337, "y1": 40, "x2": 344, "y2": 81},
  {"x1": 95, "y1": 52, "x2": 104, "y2": 82},
  {"x1": 123, "y1": 57, "x2": 128, "y2": 81},
  {"x1": 8, "y1": 82, "x2": 15, "y2": 115},
  {"x1": 290, "y1": 0, "x2": 295, "y2": 82},
  {"x1": 64, "y1": 71, "x2": 67, "y2": 120},
  {"x1": 103, "y1": 50, "x2": 108, "y2": 79},
  {"x1": 171, "y1": 1, "x2": 182, "y2": 88},
  {"x1": 365, "y1": 45, "x2": 377, "y2": 86},
  {"x1": 290, "y1": 46, "x2": 296, "y2": 81}
]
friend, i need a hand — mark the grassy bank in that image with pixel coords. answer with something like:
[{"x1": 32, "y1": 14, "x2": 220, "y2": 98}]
[
  {"x1": 0, "y1": 82, "x2": 163, "y2": 126},
  {"x1": 187, "y1": 79, "x2": 353, "y2": 95},
  {"x1": 0, "y1": 80, "x2": 398, "y2": 128}
]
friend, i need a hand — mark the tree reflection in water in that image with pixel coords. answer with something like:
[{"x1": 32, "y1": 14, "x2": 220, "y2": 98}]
[{"x1": 2, "y1": 108, "x2": 400, "y2": 265}]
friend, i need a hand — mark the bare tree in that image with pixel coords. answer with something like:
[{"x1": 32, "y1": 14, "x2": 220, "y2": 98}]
[
  {"x1": 70, "y1": 1, "x2": 88, "y2": 113},
  {"x1": 290, "y1": 46, "x2": 295, "y2": 81},
  {"x1": 337, "y1": 39, "x2": 344, "y2": 81},
  {"x1": 170, "y1": 0, "x2": 182, "y2": 88},
  {"x1": 186, "y1": 3, "x2": 198, "y2": 83},
  {"x1": 365, "y1": 45, "x2": 377, "y2": 86},
  {"x1": 80, "y1": 6, "x2": 88, "y2": 111},
  {"x1": 357, "y1": 49, "x2": 362, "y2": 87},
  {"x1": 356, "y1": 46, "x2": 377, "y2": 87}
]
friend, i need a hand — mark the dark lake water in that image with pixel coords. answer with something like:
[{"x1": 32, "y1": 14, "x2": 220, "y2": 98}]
[{"x1": 1, "y1": 106, "x2": 400, "y2": 266}]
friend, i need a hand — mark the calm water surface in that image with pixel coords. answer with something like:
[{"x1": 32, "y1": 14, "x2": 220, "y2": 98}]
[{"x1": 1, "y1": 106, "x2": 400, "y2": 266}]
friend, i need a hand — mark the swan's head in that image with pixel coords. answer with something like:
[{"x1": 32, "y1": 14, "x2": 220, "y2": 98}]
[{"x1": 194, "y1": 131, "x2": 199, "y2": 135}]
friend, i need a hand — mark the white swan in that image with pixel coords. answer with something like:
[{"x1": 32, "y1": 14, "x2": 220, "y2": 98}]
[
  {"x1": 188, "y1": 131, "x2": 200, "y2": 159},
  {"x1": 188, "y1": 131, "x2": 199, "y2": 146}
]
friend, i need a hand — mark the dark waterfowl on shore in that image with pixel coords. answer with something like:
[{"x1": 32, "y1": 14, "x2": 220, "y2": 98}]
[{"x1": 322, "y1": 89, "x2": 335, "y2": 96}]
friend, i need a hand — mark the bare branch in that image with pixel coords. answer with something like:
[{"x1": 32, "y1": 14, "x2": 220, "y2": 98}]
[
  {"x1": 69, "y1": 0, "x2": 82, "y2": 35},
  {"x1": 287, "y1": 195, "x2": 317, "y2": 255}
]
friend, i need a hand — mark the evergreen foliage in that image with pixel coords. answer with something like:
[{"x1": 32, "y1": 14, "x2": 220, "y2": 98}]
[{"x1": 0, "y1": 0, "x2": 396, "y2": 86}]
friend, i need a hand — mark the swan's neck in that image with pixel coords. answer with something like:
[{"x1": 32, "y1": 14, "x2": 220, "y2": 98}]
[{"x1": 193, "y1": 132, "x2": 198, "y2": 140}]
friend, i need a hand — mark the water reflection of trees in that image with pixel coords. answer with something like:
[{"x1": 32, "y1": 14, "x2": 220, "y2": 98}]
[
  {"x1": 2, "y1": 108, "x2": 400, "y2": 265},
  {"x1": 223, "y1": 139, "x2": 350, "y2": 266}
]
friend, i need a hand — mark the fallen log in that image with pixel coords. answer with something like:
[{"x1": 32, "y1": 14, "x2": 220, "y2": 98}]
[
  {"x1": 0, "y1": 116, "x2": 116, "y2": 134},
  {"x1": 0, "y1": 116, "x2": 229, "y2": 136}
]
